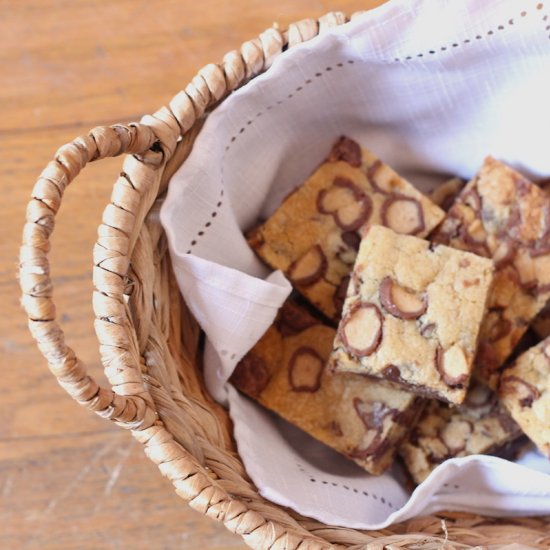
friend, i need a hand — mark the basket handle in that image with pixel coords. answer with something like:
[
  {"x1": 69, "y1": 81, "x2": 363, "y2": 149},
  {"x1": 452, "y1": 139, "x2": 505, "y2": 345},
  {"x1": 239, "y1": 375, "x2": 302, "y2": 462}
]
[
  {"x1": 19, "y1": 12, "x2": 357, "y2": 429},
  {"x1": 20, "y1": 123, "x2": 161, "y2": 429}
]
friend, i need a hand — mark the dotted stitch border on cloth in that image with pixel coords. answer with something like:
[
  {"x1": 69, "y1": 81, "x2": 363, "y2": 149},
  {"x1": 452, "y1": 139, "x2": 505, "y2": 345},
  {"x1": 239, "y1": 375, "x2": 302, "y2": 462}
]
[
  {"x1": 184, "y1": 60, "x2": 356, "y2": 254},
  {"x1": 392, "y1": 3, "x2": 547, "y2": 62},
  {"x1": 220, "y1": 349, "x2": 237, "y2": 361},
  {"x1": 542, "y1": 2, "x2": 550, "y2": 37},
  {"x1": 296, "y1": 462, "x2": 397, "y2": 510}
]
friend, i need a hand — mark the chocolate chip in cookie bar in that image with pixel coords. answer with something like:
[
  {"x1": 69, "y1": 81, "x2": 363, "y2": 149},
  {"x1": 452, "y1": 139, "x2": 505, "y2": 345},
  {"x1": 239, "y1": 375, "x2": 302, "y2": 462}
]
[
  {"x1": 499, "y1": 337, "x2": 550, "y2": 459},
  {"x1": 432, "y1": 157, "x2": 550, "y2": 388},
  {"x1": 248, "y1": 137, "x2": 445, "y2": 321},
  {"x1": 331, "y1": 225, "x2": 494, "y2": 405},
  {"x1": 230, "y1": 300, "x2": 424, "y2": 475},
  {"x1": 399, "y1": 381, "x2": 522, "y2": 484}
]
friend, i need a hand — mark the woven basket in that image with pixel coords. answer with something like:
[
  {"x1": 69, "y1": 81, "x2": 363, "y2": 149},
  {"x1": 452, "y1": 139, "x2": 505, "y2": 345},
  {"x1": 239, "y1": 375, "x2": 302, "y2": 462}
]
[{"x1": 20, "y1": 12, "x2": 550, "y2": 549}]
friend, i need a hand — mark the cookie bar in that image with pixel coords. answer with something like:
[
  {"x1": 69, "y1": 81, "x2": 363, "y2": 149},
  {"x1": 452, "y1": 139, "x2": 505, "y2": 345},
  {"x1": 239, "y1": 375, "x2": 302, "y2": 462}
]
[
  {"x1": 230, "y1": 300, "x2": 423, "y2": 475},
  {"x1": 432, "y1": 157, "x2": 550, "y2": 389},
  {"x1": 399, "y1": 381, "x2": 522, "y2": 484},
  {"x1": 499, "y1": 337, "x2": 550, "y2": 458},
  {"x1": 428, "y1": 177, "x2": 465, "y2": 211},
  {"x1": 330, "y1": 225, "x2": 494, "y2": 405},
  {"x1": 248, "y1": 137, "x2": 445, "y2": 321}
]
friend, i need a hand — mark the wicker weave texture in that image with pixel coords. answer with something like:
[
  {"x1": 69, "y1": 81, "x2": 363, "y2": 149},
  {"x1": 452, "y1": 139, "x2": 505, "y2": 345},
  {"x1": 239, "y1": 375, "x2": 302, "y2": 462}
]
[{"x1": 19, "y1": 11, "x2": 550, "y2": 549}]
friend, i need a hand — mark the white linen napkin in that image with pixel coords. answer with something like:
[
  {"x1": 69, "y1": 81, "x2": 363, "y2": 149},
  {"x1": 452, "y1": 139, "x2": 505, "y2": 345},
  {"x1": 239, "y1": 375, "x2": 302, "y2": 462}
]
[{"x1": 160, "y1": 0, "x2": 550, "y2": 528}]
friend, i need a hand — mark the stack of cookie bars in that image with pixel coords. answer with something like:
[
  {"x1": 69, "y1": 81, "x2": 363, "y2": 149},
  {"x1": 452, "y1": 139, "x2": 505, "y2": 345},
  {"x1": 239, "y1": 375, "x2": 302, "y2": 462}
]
[{"x1": 231, "y1": 137, "x2": 550, "y2": 483}]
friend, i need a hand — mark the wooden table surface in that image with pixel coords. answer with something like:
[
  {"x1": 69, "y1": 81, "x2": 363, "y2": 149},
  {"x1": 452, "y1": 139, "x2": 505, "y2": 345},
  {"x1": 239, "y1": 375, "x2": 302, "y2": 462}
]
[{"x1": 0, "y1": 1, "x2": 385, "y2": 548}]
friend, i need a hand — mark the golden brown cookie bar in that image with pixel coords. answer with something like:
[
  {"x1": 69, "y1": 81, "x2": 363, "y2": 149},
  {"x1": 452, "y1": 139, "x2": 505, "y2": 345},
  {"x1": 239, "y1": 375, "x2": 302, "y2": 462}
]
[
  {"x1": 499, "y1": 337, "x2": 550, "y2": 459},
  {"x1": 428, "y1": 177, "x2": 465, "y2": 211},
  {"x1": 432, "y1": 157, "x2": 550, "y2": 389},
  {"x1": 330, "y1": 225, "x2": 494, "y2": 405},
  {"x1": 230, "y1": 301, "x2": 424, "y2": 475},
  {"x1": 248, "y1": 137, "x2": 445, "y2": 321},
  {"x1": 399, "y1": 381, "x2": 522, "y2": 484}
]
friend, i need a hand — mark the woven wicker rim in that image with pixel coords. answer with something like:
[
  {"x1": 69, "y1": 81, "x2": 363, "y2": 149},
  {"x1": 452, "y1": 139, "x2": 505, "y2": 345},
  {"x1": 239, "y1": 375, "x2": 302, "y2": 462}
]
[{"x1": 20, "y1": 11, "x2": 550, "y2": 549}]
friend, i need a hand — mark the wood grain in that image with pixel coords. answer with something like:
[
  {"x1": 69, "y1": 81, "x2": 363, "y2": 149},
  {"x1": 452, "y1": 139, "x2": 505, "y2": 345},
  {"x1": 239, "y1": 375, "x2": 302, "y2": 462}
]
[
  {"x1": 0, "y1": 0, "x2": 384, "y2": 548},
  {"x1": 0, "y1": 432, "x2": 245, "y2": 550}
]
